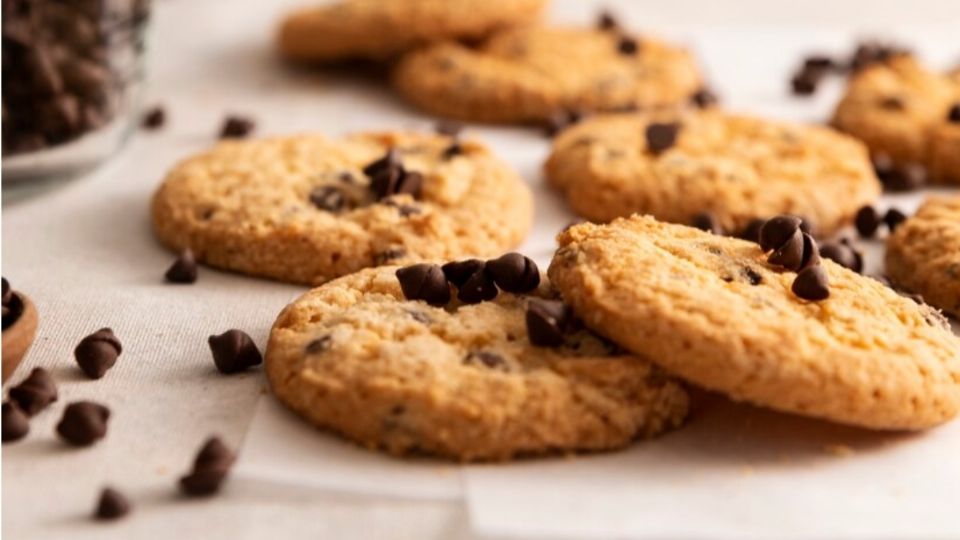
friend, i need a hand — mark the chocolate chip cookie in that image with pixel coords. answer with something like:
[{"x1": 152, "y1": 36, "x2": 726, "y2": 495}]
[
  {"x1": 549, "y1": 215, "x2": 960, "y2": 431},
  {"x1": 392, "y1": 26, "x2": 703, "y2": 123},
  {"x1": 278, "y1": 0, "x2": 546, "y2": 63},
  {"x1": 886, "y1": 196, "x2": 960, "y2": 317},
  {"x1": 832, "y1": 55, "x2": 960, "y2": 185},
  {"x1": 265, "y1": 263, "x2": 689, "y2": 461},
  {"x1": 545, "y1": 110, "x2": 881, "y2": 237},
  {"x1": 151, "y1": 131, "x2": 533, "y2": 285}
]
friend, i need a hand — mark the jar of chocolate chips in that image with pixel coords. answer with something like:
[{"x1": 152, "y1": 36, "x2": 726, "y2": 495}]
[{"x1": 2, "y1": 0, "x2": 150, "y2": 181}]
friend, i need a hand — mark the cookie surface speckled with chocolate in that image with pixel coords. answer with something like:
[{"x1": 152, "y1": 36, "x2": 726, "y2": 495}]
[
  {"x1": 151, "y1": 132, "x2": 533, "y2": 285},
  {"x1": 392, "y1": 26, "x2": 703, "y2": 124},
  {"x1": 549, "y1": 215, "x2": 960, "y2": 431},
  {"x1": 886, "y1": 196, "x2": 960, "y2": 317},
  {"x1": 278, "y1": 0, "x2": 546, "y2": 62},
  {"x1": 832, "y1": 55, "x2": 960, "y2": 185},
  {"x1": 265, "y1": 264, "x2": 689, "y2": 461},
  {"x1": 545, "y1": 110, "x2": 881, "y2": 237}
]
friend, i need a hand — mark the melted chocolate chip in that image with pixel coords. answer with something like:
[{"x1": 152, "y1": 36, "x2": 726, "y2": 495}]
[
  {"x1": 742, "y1": 267, "x2": 764, "y2": 285},
  {"x1": 792, "y1": 265, "x2": 830, "y2": 301},
  {"x1": 208, "y1": 330, "x2": 262, "y2": 374},
  {"x1": 441, "y1": 259, "x2": 485, "y2": 288},
  {"x1": 74, "y1": 328, "x2": 122, "y2": 379},
  {"x1": 645, "y1": 122, "x2": 680, "y2": 155},
  {"x1": 373, "y1": 248, "x2": 407, "y2": 266},
  {"x1": 309, "y1": 185, "x2": 346, "y2": 212},
  {"x1": 94, "y1": 487, "x2": 131, "y2": 520},
  {"x1": 165, "y1": 249, "x2": 198, "y2": 284},
  {"x1": 464, "y1": 351, "x2": 504, "y2": 368},
  {"x1": 56, "y1": 401, "x2": 110, "y2": 446},
  {"x1": 305, "y1": 335, "x2": 332, "y2": 354},
  {"x1": 8, "y1": 367, "x2": 58, "y2": 415},
  {"x1": 396, "y1": 264, "x2": 450, "y2": 306},
  {"x1": 485, "y1": 253, "x2": 540, "y2": 293},
  {"x1": 2, "y1": 401, "x2": 29, "y2": 443},
  {"x1": 526, "y1": 299, "x2": 570, "y2": 347},
  {"x1": 457, "y1": 269, "x2": 498, "y2": 304},
  {"x1": 854, "y1": 205, "x2": 881, "y2": 238}
]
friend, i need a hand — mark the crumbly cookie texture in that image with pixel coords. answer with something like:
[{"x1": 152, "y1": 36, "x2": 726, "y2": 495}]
[
  {"x1": 549, "y1": 215, "x2": 960, "y2": 431},
  {"x1": 151, "y1": 132, "x2": 532, "y2": 285},
  {"x1": 392, "y1": 26, "x2": 702, "y2": 123},
  {"x1": 265, "y1": 266, "x2": 689, "y2": 461},
  {"x1": 278, "y1": 0, "x2": 545, "y2": 62},
  {"x1": 545, "y1": 110, "x2": 881, "y2": 236},
  {"x1": 832, "y1": 55, "x2": 960, "y2": 184},
  {"x1": 886, "y1": 196, "x2": 960, "y2": 317}
]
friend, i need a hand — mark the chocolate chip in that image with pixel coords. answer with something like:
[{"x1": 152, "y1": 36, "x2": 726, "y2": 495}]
[
  {"x1": 2, "y1": 401, "x2": 29, "y2": 443},
  {"x1": 56, "y1": 401, "x2": 110, "y2": 446},
  {"x1": 219, "y1": 115, "x2": 255, "y2": 139},
  {"x1": 435, "y1": 120, "x2": 463, "y2": 137},
  {"x1": 799, "y1": 232, "x2": 822, "y2": 270},
  {"x1": 165, "y1": 249, "x2": 198, "y2": 284},
  {"x1": 74, "y1": 328, "x2": 122, "y2": 379},
  {"x1": 872, "y1": 152, "x2": 895, "y2": 179},
  {"x1": 457, "y1": 269, "x2": 498, "y2": 304},
  {"x1": 768, "y1": 229, "x2": 805, "y2": 270},
  {"x1": 948, "y1": 103, "x2": 960, "y2": 123},
  {"x1": 803, "y1": 55, "x2": 837, "y2": 72},
  {"x1": 739, "y1": 218, "x2": 766, "y2": 243},
  {"x1": 597, "y1": 10, "x2": 618, "y2": 30},
  {"x1": 790, "y1": 70, "x2": 820, "y2": 96},
  {"x1": 396, "y1": 264, "x2": 450, "y2": 306},
  {"x1": 820, "y1": 242, "x2": 863, "y2": 273},
  {"x1": 371, "y1": 166, "x2": 422, "y2": 200},
  {"x1": 464, "y1": 351, "x2": 504, "y2": 368},
  {"x1": 208, "y1": 329, "x2": 262, "y2": 374},
  {"x1": 879, "y1": 96, "x2": 904, "y2": 110},
  {"x1": 798, "y1": 217, "x2": 817, "y2": 238},
  {"x1": 792, "y1": 265, "x2": 830, "y2": 301},
  {"x1": 854, "y1": 205, "x2": 881, "y2": 238},
  {"x1": 141, "y1": 106, "x2": 165, "y2": 130},
  {"x1": 441, "y1": 259, "x2": 485, "y2": 288},
  {"x1": 373, "y1": 248, "x2": 407, "y2": 266},
  {"x1": 305, "y1": 335, "x2": 332, "y2": 354},
  {"x1": 485, "y1": 253, "x2": 540, "y2": 294},
  {"x1": 617, "y1": 36, "x2": 639, "y2": 55},
  {"x1": 1, "y1": 278, "x2": 11, "y2": 305},
  {"x1": 884, "y1": 208, "x2": 908, "y2": 231},
  {"x1": 309, "y1": 185, "x2": 346, "y2": 212},
  {"x1": 759, "y1": 215, "x2": 802, "y2": 252},
  {"x1": 885, "y1": 162, "x2": 927, "y2": 192},
  {"x1": 545, "y1": 109, "x2": 583, "y2": 136},
  {"x1": 94, "y1": 487, "x2": 131, "y2": 520},
  {"x1": 742, "y1": 267, "x2": 763, "y2": 285},
  {"x1": 645, "y1": 122, "x2": 680, "y2": 155},
  {"x1": 691, "y1": 212, "x2": 723, "y2": 235},
  {"x1": 690, "y1": 88, "x2": 718, "y2": 108},
  {"x1": 362, "y1": 148, "x2": 400, "y2": 178},
  {"x1": 8, "y1": 367, "x2": 58, "y2": 416},
  {"x1": 526, "y1": 299, "x2": 570, "y2": 347},
  {"x1": 179, "y1": 436, "x2": 235, "y2": 496},
  {"x1": 442, "y1": 142, "x2": 463, "y2": 160}
]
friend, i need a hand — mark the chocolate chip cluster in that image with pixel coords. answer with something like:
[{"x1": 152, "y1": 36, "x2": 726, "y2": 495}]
[
  {"x1": 759, "y1": 216, "x2": 830, "y2": 301},
  {"x1": 2, "y1": 0, "x2": 150, "y2": 156},
  {"x1": 790, "y1": 40, "x2": 910, "y2": 97},
  {"x1": 1, "y1": 278, "x2": 24, "y2": 330},
  {"x1": 396, "y1": 253, "x2": 541, "y2": 307}
]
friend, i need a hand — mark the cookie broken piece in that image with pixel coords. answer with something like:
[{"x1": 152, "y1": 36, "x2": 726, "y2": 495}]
[
  {"x1": 265, "y1": 265, "x2": 688, "y2": 461},
  {"x1": 549, "y1": 215, "x2": 960, "y2": 431}
]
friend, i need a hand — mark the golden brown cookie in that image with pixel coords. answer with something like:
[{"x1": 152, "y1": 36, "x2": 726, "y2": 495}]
[
  {"x1": 832, "y1": 55, "x2": 960, "y2": 185},
  {"x1": 886, "y1": 196, "x2": 960, "y2": 317},
  {"x1": 265, "y1": 264, "x2": 689, "y2": 461},
  {"x1": 545, "y1": 110, "x2": 881, "y2": 237},
  {"x1": 151, "y1": 131, "x2": 533, "y2": 285},
  {"x1": 549, "y1": 215, "x2": 960, "y2": 431},
  {"x1": 278, "y1": 0, "x2": 546, "y2": 62},
  {"x1": 392, "y1": 26, "x2": 703, "y2": 124}
]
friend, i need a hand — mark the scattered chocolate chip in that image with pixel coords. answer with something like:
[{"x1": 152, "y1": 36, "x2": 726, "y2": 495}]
[
  {"x1": 790, "y1": 70, "x2": 820, "y2": 96},
  {"x1": 617, "y1": 36, "x2": 639, "y2": 55},
  {"x1": 803, "y1": 55, "x2": 837, "y2": 72},
  {"x1": 759, "y1": 215, "x2": 802, "y2": 252},
  {"x1": 645, "y1": 122, "x2": 680, "y2": 155},
  {"x1": 879, "y1": 96, "x2": 904, "y2": 110},
  {"x1": 94, "y1": 487, "x2": 131, "y2": 520},
  {"x1": 435, "y1": 120, "x2": 463, "y2": 137},
  {"x1": 485, "y1": 253, "x2": 540, "y2": 294},
  {"x1": 441, "y1": 259, "x2": 485, "y2": 288},
  {"x1": 74, "y1": 328, "x2": 122, "y2": 379},
  {"x1": 8, "y1": 367, "x2": 58, "y2": 415},
  {"x1": 884, "y1": 208, "x2": 908, "y2": 231},
  {"x1": 2, "y1": 401, "x2": 29, "y2": 443},
  {"x1": 305, "y1": 335, "x2": 332, "y2": 354},
  {"x1": 768, "y1": 229, "x2": 805, "y2": 270},
  {"x1": 464, "y1": 351, "x2": 505, "y2": 368},
  {"x1": 739, "y1": 218, "x2": 766, "y2": 243},
  {"x1": 526, "y1": 299, "x2": 570, "y2": 347},
  {"x1": 457, "y1": 269, "x2": 499, "y2": 304},
  {"x1": 850, "y1": 41, "x2": 909, "y2": 72},
  {"x1": 373, "y1": 248, "x2": 407, "y2": 266},
  {"x1": 208, "y1": 329, "x2": 262, "y2": 374},
  {"x1": 141, "y1": 106, "x2": 165, "y2": 130},
  {"x1": 179, "y1": 436, "x2": 235, "y2": 496},
  {"x1": 854, "y1": 205, "x2": 881, "y2": 238},
  {"x1": 56, "y1": 401, "x2": 110, "y2": 446},
  {"x1": 165, "y1": 249, "x2": 198, "y2": 284},
  {"x1": 309, "y1": 185, "x2": 346, "y2": 212},
  {"x1": 885, "y1": 162, "x2": 927, "y2": 192},
  {"x1": 1, "y1": 278, "x2": 11, "y2": 305},
  {"x1": 1, "y1": 278, "x2": 23, "y2": 331},
  {"x1": 820, "y1": 241, "x2": 863, "y2": 273},
  {"x1": 690, "y1": 87, "x2": 718, "y2": 108},
  {"x1": 948, "y1": 103, "x2": 960, "y2": 123},
  {"x1": 396, "y1": 264, "x2": 450, "y2": 306},
  {"x1": 792, "y1": 265, "x2": 830, "y2": 301},
  {"x1": 691, "y1": 212, "x2": 723, "y2": 235},
  {"x1": 219, "y1": 115, "x2": 255, "y2": 139},
  {"x1": 597, "y1": 10, "x2": 618, "y2": 30}
]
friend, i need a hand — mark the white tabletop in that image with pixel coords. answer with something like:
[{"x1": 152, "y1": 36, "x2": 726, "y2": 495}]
[{"x1": 3, "y1": 1, "x2": 959, "y2": 539}]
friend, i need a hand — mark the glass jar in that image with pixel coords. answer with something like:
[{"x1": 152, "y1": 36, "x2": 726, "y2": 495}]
[{"x1": 2, "y1": 0, "x2": 150, "y2": 182}]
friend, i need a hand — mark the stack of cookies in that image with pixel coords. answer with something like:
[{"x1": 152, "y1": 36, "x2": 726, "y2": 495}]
[{"x1": 147, "y1": 0, "x2": 960, "y2": 461}]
